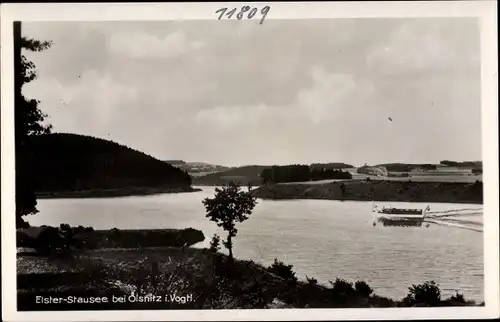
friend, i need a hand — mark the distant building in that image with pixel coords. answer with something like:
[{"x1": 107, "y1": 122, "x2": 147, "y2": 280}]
[{"x1": 356, "y1": 165, "x2": 388, "y2": 176}]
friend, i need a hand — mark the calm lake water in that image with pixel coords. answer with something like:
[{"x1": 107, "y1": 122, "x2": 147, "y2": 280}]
[{"x1": 27, "y1": 186, "x2": 484, "y2": 302}]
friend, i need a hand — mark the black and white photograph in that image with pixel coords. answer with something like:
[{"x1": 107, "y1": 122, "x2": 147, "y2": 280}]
[{"x1": 1, "y1": 1, "x2": 498, "y2": 321}]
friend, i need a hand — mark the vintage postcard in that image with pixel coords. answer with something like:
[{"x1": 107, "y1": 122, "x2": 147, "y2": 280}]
[{"x1": 1, "y1": 1, "x2": 498, "y2": 321}]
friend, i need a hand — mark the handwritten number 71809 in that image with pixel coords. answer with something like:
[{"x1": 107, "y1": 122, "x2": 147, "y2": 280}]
[{"x1": 215, "y1": 6, "x2": 271, "y2": 24}]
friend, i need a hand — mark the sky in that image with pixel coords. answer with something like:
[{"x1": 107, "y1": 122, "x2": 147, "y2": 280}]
[{"x1": 22, "y1": 18, "x2": 482, "y2": 167}]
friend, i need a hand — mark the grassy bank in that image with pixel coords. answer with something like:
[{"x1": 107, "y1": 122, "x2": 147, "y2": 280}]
[
  {"x1": 17, "y1": 246, "x2": 481, "y2": 310},
  {"x1": 252, "y1": 180, "x2": 483, "y2": 204},
  {"x1": 36, "y1": 186, "x2": 202, "y2": 199}
]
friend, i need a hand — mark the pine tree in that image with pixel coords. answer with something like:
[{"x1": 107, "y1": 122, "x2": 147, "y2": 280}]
[{"x1": 14, "y1": 22, "x2": 53, "y2": 228}]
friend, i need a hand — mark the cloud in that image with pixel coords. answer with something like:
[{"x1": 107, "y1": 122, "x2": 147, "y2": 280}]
[
  {"x1": 194, "y1": 104, "x2": 269, "y2": 130},
  {"x1": 24, "y1": 70, "x2": 139, "y2": 138},
  {"x1": 365, "y1": 19, "x2": 480, "y2": 75},
  {"x1": 295, "y1": 67, "x2": 369, "y2": 124},
  {"x1": 20, "y1": 19, "x2": 481, "y2": 165},
  {"x1": 108, "y1": 30, "x2": 205, "y2": 59}
]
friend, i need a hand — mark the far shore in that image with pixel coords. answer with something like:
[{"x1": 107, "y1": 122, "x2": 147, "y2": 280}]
[
  {"x1": 34, "y1": 179, "x2": 484, "y2": 205},
  {"x1": 251, "y1": 179, "x2": 483, "y2": 204},
  {"x1": 36, "y1": 186, "x2": 203, "y2": 199}
]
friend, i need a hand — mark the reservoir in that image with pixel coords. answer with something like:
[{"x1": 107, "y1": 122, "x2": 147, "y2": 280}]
[{"x1": 27, "y1": 186, "x2": 484, "y2": 302}]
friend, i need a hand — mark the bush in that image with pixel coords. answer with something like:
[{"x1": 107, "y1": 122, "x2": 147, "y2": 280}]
[
  {"x1": 402, "y1": 281, "x2": 441, "y2": 306},
  {"x1": 36, "y1": 226, "x2": 68, "y2": 255},
  {"x1": 24, "y1": 225, "x2": 98, "y2": 255},
  {"x1": 16, "y1": 230, "x2": 35, "y2": 248},
  {"x1": 84, "y1": 226, "x2": 94, "y2": 232},
  {"x1": 75, "y1": 225, "x2": 85, "y2": 234},
  {"x1": 306, "y1": 276, "x2": 318, "y2": 285},
  {"x1": 330, "y1": 278, "x2": 355, "y2": 297},
  {"x1": 59, "y1": 223, "x2": 71, "y2": 231},
  {"x1": 355, "y1": 280, "x2": 373, "y2": 297},
  {"x1": 267, "y1": 258, "x2": 298, "y2": 284},
  {"x1": 369, "y1": 294, "x2": 397, "y2": 307},
  {"x1": 449, "y1": 292, "x2": 465, "y2": 303},
  {"x1": 209, "y1": 234, "x2": 221, "y2": 253},
  {"x1": 442, "y1": 291, "x2": 476, "y2": 306}
]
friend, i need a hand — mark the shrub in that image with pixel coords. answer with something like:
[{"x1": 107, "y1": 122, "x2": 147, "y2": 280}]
[
  {"x1": 35, "y1": 226, "x2": 68, "y2": 255},
  {"x1": 29, "y1": 225, "x2": 98, "y2": 255},
  {"x1": 306, "y1": 276, "x2": 318, "y2": 286},
  {"x1": 402, "y1": 281, "x2": 441, "y2": 306},
  {"x1": 16, "y1": 230, "x2": 35, "y2": 248},
  {"x1": 355, "y1": 280, "x2": 373, "y2": 297},
  {"x1": 59, "y1": 223, "x2": 71, "y2": 231},
  {"x1": 369, "y1": 294, "x2": 397, "y2": 307},
  {"x1": 443, "y1": 291, "x2": 476, "y2": 306},
  {"x1": 209, "y1": 234, "x2": 221, "y2": 253},
  {"x1": 84, "y1": 226, "x2": 94, "y2": 232},
  {"x1": 267, "y1": 258, "x2": 298, "y2": 284},
  {"x1": 449, "y1": 292, "x2": 465, "y2": 303},
  {"x1": 330, "y1": 278, "x2": 355, "y2": 297},
  {"x1": 75, "y1": 225, "x2": 85, "y2": 234}
]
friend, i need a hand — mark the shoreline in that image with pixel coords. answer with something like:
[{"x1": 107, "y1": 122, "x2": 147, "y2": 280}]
[
  {"x1": 36, "y1": 186, "x2": 203, "y2": 199},
  {"x1": 251, "y1": 180, "x2": 483, "y2": 204},
  {"x1": 17, "y1": 227, "x2": 206, "y2": 253}
]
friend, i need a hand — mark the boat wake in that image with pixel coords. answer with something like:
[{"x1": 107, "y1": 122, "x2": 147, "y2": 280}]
[
  {"x1": 425, "y1": 207, "x2": 483, "y2": 232},
  {"x1": 424, "y1": 218, "x2": 483, "y2": 232}
]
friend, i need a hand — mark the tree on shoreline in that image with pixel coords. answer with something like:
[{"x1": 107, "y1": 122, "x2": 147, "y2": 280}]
[
  {"x1": 402, "y1": 280, "x2": 441, "y2": 306},
  {"x1": 202, "y1": 182, "x2": 257, "y2": 262},
  {"x1": 14, "y1": 22, "x2": 53, "y2": 228}
]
